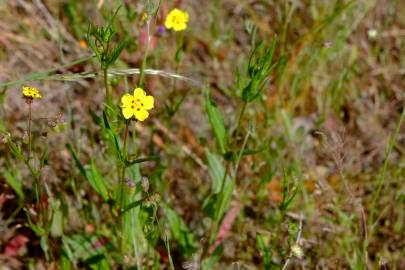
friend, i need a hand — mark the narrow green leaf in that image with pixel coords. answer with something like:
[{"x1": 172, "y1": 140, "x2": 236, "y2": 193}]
[
  {"x1": 107, "y1": 39, "x2": 127, "y2": 66},
  {"x1": 162, "y1": 203, "x2": 197, "y2": 257},
  {"x1": 126, "y1": 155, "x2": 160, "y2": 166},
  {"x1": 202, "y1": 193, "x2": 220, "y2": 219},
  {"x1": 7, "y1": 140, "x2": 25, "y2": 161},
  {"x1": 3, "y1": 170, "x2": 24, "y2": 199},
  {"x1": 102, "y1": 110, "x2": 111, "y2": 129},
  {"x1": 66, "y1": 144, "x2": 86, "y2": 178},
  {"x1": 60, "y1": 252, "x2": 72, "y2": 270},
  {"x1": 204, "y1": 149, "x2": 234, "y2": 221},
  {"x1": 205, "y1": 150, "x2": 225, "y2": 193},
  {"x1": 201, "y1": 246, "x2": 223, "y2": 270},
  {"x1": 67, "y1": 145, "x2": 109, "y2": 201},
  {"x1": 121, "y1": 199, "x2": 143, "y2": 214},
  {"x1": 205, "y1": 90, "x2": 228, "y2": 155},
  {"x1": 62, "y1": 234, "x2": 110, "y2": 269},
  {"x1": 85, "y1": 160, "x2": 110, "y2": 201},
  {"x1": 256, "y1": 234, "x2": 273, "y2": 268}
]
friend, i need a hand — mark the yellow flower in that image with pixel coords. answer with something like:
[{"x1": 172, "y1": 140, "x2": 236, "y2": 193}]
[
  {"x1": 22, "y1": 86, "x2": 42, "y2": 99},
  {"x1": 121, "y1": 88, "x2": 154, "y2": 121},
  {"x1": 165, "y1": 8, "x2": 189, "y2": 31}
]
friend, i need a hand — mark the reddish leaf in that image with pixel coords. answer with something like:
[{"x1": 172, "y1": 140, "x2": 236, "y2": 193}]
[{"x1": 4, "y1": 235, "x2": 29, "y2": 257}]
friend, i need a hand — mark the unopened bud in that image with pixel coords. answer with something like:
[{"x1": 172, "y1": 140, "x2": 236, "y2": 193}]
[{"x1": 141, "y1": 176, "x2": 149, "y2": 192}]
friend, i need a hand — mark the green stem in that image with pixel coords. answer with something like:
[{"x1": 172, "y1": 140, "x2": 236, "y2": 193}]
[
  {"x1": 103, "y1": 68, "x2": 111, "y2": 106},
  {"x1": 170, "y1": 31, "x2": 184, "y2": 106},
  {"x1": 27, "y1": 101, "x2": 40, "y2": 205},
  {"x1": 218, "y1": 162, "x2": 230, "y2": 200},
  {"x1": 234, "y1": 102, "x2": 247, "y2": 140},
  {"x1": 28, "y1": 101, "x2": 32, "y2": 160},
  {"x1": 119, "y1": 121, "x2": 130, "y2": 252},
  {"x1": 138, "y1": 19, "x2": 151, "y2": 87},
  {"x1": 28, "y1": 163, "x2": 40, "y2": 204}
]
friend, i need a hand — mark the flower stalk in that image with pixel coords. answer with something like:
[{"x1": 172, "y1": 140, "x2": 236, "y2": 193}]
[
  {"x1": 118, "y1": 120, "x2": 129, "y2": 252},
  {"x1": 103, "y1": 68, "x2": 112, "y2": 106},
  {"x1": 28, "y1": 100, "x2": 32, "y2": 160},
  {"x1": 22, "y1": 86, "x2": 43, "y2": 204},
  {"x1": 119, "y1": 121, "x2": 130, "y2": 212}
]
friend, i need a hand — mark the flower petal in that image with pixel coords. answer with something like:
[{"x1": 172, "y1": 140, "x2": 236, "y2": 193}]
[
  {"x1": 134, "y1": 108, "x2": 149, "y2": 121},
  {"x1": 133, "y1": 88, "x2": 146, "y2": 100},
  {"x1": 184, "y1": 11, "x2": 189, "y2": 22},
  {"x1": 165, "y1": 17, "x2": 173, "y2": 29},
  {"x1": 142, "y1": 95, "x2": 154, "y2": 110},
  {"x1": 122, "y1": 107, "x2": 135, "y2": 119},
  {"x1": 173, "y1": 23, "x2": 187, "y2": 31},
  {"x1": 121, "y1": 93, "x2": 134, "y2": 106}
]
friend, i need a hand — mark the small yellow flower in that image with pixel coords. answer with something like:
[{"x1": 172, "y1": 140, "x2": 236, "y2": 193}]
[
  {"x1": 22, "y1": 86, "x2": 42, "y2": 99},
  {"x1": 165, "y1": 8, "x2": 189, "y2": 32},
  {"x1": 121, "y1": 88, "x2": 154, "y2": 121}
]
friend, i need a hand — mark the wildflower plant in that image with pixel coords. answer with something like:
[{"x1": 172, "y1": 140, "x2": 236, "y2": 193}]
[
  {"x1": 5, "y1": 86, "x2": 55, "y2": 260},
  {"x1": 22, "y1": 86, "x2": 42, "y2": 160},
  {"x1": 200, "y1": 37, "x2": 280, "y2": 264},
  {"x1": 165, "y1": 8, "x2": 188, "y2": 63},
  {"x1": 115, "y1": 87, "x2": 155, "y2": 253},
  {"x1": 86, "y1": 8, "x2": 127, "y2": 106},
  {"x1": 164, "y1": 8, "x2": 189, "y2": 117}
]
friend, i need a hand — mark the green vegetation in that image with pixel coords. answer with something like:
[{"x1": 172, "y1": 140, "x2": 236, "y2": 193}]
[{"x1": 0, "y1": 0, "x2": 404, "y2": 269}]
